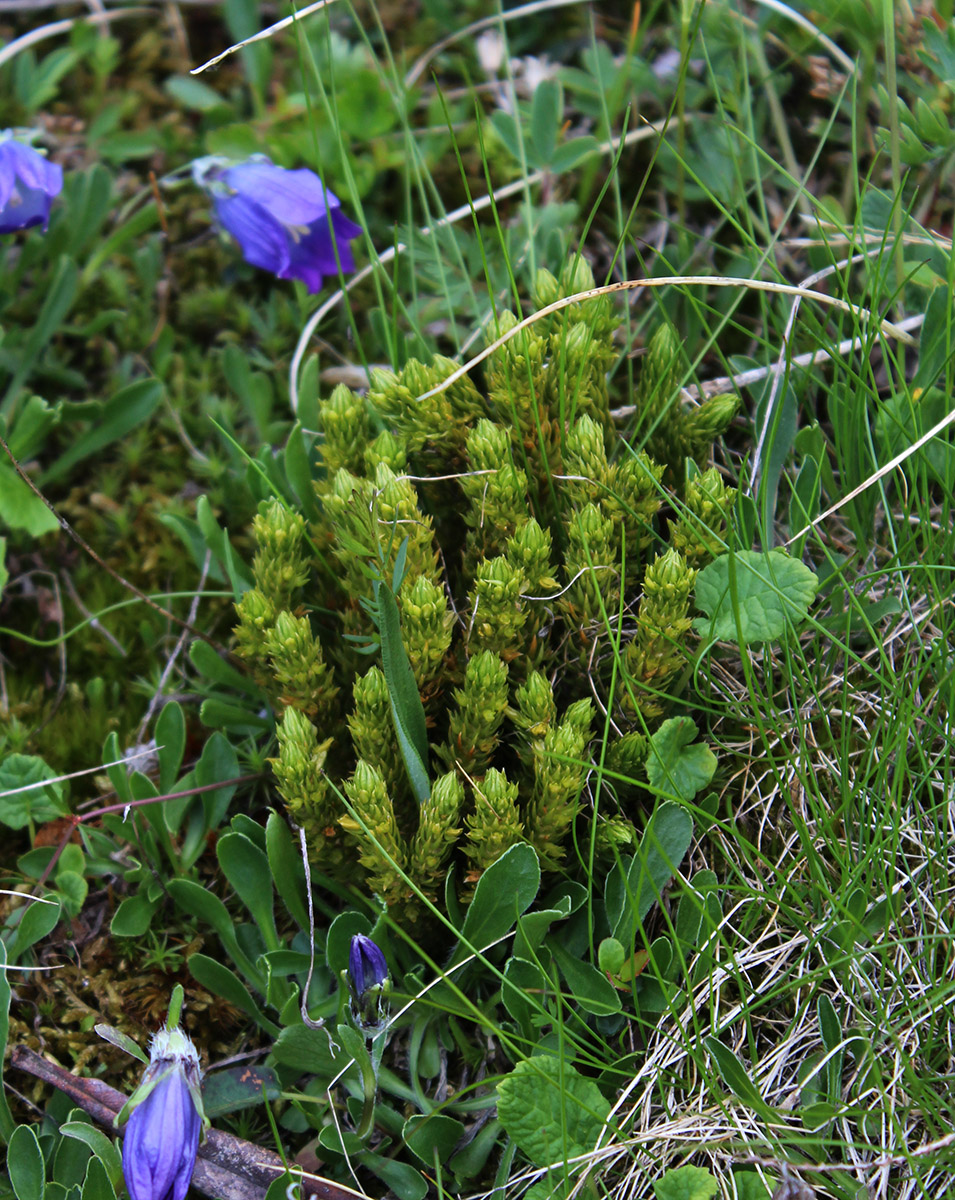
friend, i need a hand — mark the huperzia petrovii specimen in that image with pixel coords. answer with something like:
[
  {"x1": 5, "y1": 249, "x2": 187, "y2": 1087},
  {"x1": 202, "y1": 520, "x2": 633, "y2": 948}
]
[
  {"x1": 235, "y1": 258, "x2": 739, "y2": 925},
  {"x1": 192, "y1": 154, "x2": 361, "y2": 292},
  {"x1": 0, "y1": 131, "x2": 62, "y2": 234}
]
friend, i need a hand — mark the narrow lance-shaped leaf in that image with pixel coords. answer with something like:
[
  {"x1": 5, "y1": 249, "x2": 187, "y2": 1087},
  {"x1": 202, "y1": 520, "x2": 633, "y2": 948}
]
[{"x1": 374, "y1": 577, "x2": 430, "y2": 805}]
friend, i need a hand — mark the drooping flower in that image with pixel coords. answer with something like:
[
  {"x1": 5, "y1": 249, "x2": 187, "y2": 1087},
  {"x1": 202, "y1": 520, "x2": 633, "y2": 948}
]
[
  {"x1": 192, "y1": 154, "x2": 362, "y2": 293},
  {"x1": 0, "y1": 131, "x2": 63, "y2": 234},
  {"x1": 349, "y1": 933, "x2": 389, "y2": 999},
  {"x1": 121, "y1": 1026, "x2": 203, "y2": 1200}
]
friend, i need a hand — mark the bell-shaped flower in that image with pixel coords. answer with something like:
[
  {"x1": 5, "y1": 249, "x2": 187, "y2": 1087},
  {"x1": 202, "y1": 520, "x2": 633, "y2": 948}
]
[
  {"x1": 349, "y1": 933, "x2": 391, "y2": 1034},
  {"x1": 121, "y1": 1026, "x2": 203, "y2": 1200},
  {"x1": 349, "y1": 933, "x2": 389, "y2": 999},
  {"x1": 193, "y1": 154, "x2": 361, "y2": 293},
  {"x1": 0, "y1": 131, "x2": 63, "y2": 234}
]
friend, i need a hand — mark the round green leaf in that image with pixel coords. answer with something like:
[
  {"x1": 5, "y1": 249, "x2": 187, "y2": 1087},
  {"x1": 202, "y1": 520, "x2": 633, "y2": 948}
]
[
  {"x1": 598, "y1": 937, "x2": 626, "y2": 976},
  {"x1": 109, "y1": 892, "x2": 158, "y2": 937},
  {"x1": 403, "y1": 1114, "x2": 466, "y2": 1165},
  {"x1": 653, "y1": 1165, "x2": 718, "y2": 1200},
  {"x1": 0, "y1": 754, "x2": 67, "y2": 830},
  {"x1": 693, "y1": 549, "x2": 819, "y2": 644},
  {"x1": 646, "y1": 718, "x2": 717, "y2": 803}
]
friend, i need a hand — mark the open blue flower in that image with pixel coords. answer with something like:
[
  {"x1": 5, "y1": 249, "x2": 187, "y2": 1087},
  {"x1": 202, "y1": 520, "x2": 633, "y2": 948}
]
[
  {"x1": 122, "y1": 1026, "x2": 203, "y2": 1200},
  {"x1": 193, "y1": 155, "x2": 362, "y2": 293},
  {"x1": 0, "y1": 132, "x2": 63, "y2": 234}
]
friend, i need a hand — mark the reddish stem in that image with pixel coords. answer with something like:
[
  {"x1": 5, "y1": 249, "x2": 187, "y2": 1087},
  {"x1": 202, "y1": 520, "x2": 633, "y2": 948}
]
[{"x1": 34, "y1": 773, "x2": 262, "y2": 891}]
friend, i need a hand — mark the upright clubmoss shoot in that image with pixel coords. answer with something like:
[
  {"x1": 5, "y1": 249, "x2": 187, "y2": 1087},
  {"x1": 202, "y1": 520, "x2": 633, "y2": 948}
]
[
  {"x1": 624, "y1": 549, "x2": 697, "y2": 719},
  {"x1": 233, "y1": 258, "x2": 734, "y2": 918}
]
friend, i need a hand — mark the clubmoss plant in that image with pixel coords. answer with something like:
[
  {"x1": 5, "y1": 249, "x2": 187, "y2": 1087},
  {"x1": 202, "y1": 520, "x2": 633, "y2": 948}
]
[{"x1": 234, "y1": 259, "x2": 738, "y2": 922}]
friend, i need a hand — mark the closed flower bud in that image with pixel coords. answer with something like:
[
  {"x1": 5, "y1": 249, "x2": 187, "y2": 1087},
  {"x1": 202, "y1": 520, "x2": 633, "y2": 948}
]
[
  {"x1": 348, "y1": 934, "x2": 391, "y2": 1031},
  {"x1": 349, "y1": 933, "x2": 389, "y2": 998},
  {"x1": 121, "y1": 1027, "x2": 203, "y2": 1200}
]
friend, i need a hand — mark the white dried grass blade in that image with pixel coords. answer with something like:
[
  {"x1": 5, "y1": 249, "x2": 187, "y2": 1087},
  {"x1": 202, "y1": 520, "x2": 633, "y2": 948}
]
[
  {"x1": 750, "y1": 247, "x2": 877, "y2": 493},
  {"x1": 288, "y1": 118, "x2": 674, "y2": 412},
  {"x1": 785, "y1": 401, "x2": 955, "y2": 546},
  {"x1": 413, "y1": 276, "x2": 917, "y2": 406},
  {"x1": 675, "y1": 313, "x2": 926, "y2": 403},
  {"x1": 0, "y1": 889, "x2": 57, "y2": 904},
  {"x1": 0, "y1": 7, "x2": 147, "y2": 68},
  {"x1": 191, "y1": 0, "x2": 340, "y2": 74},
  {"x1": 0, "y1": 745, "x2": 161, "y2": 799}
]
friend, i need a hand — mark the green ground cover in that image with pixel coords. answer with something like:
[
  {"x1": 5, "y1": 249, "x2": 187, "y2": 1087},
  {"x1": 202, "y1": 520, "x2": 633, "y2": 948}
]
[{"x1": 1, "y1": 2, "x2": 954, "y2": 1199}]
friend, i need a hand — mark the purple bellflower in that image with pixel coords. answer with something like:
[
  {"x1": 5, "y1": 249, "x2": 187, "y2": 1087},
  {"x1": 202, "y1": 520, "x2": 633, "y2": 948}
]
[
  {"x1": 349, "y1": 933, "x2": 390, "y2": 1033},
  {"x1": 193, "y1": 154, "x2": 361, "y2": 293},
  {"x1": 349, "y1": 933, "x2": 389, "y2": 999},
  {"x1": 121, "y1": 1026, "x2": 203, "y2": 1200},
  {"x1": 0, "y1": 131, "x2": 63, "y2": 234}
]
